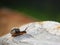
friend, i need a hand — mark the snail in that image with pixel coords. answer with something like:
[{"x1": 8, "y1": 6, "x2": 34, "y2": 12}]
[{"x1": 10, "y1": 27, "x2": 28, "y2": 37}]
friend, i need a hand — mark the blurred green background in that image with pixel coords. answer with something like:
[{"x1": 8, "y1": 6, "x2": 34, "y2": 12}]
[{"x1": 0, "y1": 0, "x2": 60, "y2": 21}]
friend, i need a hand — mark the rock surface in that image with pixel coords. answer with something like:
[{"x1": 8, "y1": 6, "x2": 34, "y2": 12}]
[{"x1": 0, "y1": 21, "x2": 60, "y2": 45}]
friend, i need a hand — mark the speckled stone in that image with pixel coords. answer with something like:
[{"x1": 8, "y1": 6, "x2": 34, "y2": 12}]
[{"x1": 0, "y1": 21, "x2": 60, "y2": 45}]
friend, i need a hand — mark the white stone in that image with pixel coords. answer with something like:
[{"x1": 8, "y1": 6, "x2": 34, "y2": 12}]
[{"x1": 0, "y1": 21, "x2": 60, "y2": 45}]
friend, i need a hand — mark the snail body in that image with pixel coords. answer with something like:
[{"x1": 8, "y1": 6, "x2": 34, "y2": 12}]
[{"x1": 10, "y1": 28, "x2": 26, "y2": 37}]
